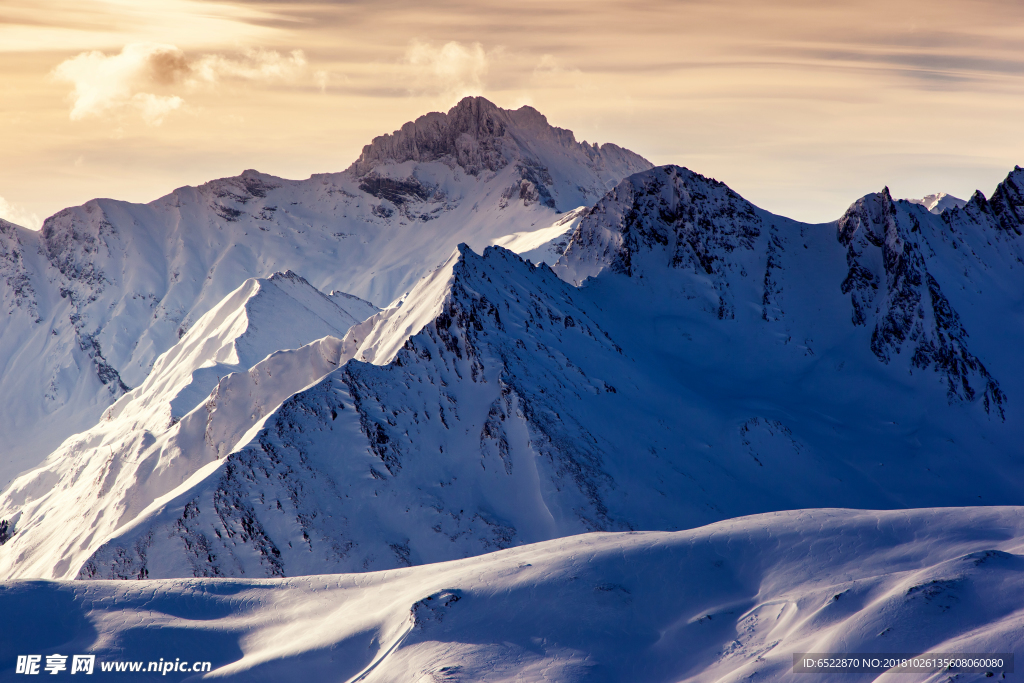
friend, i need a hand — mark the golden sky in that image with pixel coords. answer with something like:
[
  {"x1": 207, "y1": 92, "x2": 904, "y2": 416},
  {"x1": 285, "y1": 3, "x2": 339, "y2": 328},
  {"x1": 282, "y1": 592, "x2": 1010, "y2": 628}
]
[{"x1": 2, "y1": 0, "x2": 1023, "y2": 227}]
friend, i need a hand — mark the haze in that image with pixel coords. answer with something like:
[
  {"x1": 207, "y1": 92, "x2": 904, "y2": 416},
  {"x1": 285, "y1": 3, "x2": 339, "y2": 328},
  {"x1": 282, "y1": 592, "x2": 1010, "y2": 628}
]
[{"x1": 2, "y1": 0, "x2": 1023, "y2": 228}]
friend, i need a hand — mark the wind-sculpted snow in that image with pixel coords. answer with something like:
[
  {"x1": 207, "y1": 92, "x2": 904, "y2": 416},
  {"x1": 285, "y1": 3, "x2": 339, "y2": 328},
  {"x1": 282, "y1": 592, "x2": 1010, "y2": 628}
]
[
  {"x1": 0, "y1": 97, "x2": 651, "y2": 485},
  {"x1": 2, "y1": 508, "x2": 1023, "y2": 681},
  {"x1": 56, "y1": 227, "x2": 1024, "y2": 580},
  {"x1": 0, "y1": 273, "x2": 370, "y2": 579}
]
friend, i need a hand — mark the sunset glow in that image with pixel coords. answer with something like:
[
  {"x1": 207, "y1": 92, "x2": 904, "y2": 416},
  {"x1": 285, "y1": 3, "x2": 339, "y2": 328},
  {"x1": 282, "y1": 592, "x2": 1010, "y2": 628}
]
[{"x1": 2, "y1": 0, "x2": 1023, "y2": 226}]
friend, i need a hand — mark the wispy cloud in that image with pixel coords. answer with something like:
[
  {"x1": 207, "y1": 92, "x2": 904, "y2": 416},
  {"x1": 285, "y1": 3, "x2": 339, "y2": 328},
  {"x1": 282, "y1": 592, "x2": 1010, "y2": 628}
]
[
  {"x1": 0, "y1": 196, "x2": 41, "y2": 230},
  {"x1": 5, "y1": 0, "x2": 1024, "y2": 225},
  {"x1": 404, "y1": 40, "x2": 490, "y2": 100},
  {"x1": 52, "y1": 43, "x2": 307, "y2": 125}
]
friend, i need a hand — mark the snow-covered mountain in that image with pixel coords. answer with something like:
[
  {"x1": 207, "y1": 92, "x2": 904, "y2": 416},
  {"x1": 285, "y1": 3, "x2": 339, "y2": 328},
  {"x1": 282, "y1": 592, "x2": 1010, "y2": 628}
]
[
  {"x1": 906, "y1": 192, "x2": 967, "y2": 214},
  {"x1": 6, "y1": 163, "x2": 1024, "y2": 581},
  {"x1": 0, "y1": 271, "x2": 373, "y2": 579},
  {"x1": 0, "y1": 97, "x2": 652, "y2": 486},
  {"x1": 490, "y1": 206, "x2": 587, "y2": 265},
  {"x1": 2, "y1": 507, "x2": 1021, "y2": 682}
]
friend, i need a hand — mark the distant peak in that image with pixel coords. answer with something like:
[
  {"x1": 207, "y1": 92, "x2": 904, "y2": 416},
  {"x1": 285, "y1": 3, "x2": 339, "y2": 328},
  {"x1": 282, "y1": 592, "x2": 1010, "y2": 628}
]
[
  {"x1": 346, "y1": 97, "x2": 649, "y2": 178},
  {"x1": 905, "y1": 192, "x2": 967, "y2": 215},
  {"x1": 267, "y1": 269, "x2": 306, "y2": 284}
]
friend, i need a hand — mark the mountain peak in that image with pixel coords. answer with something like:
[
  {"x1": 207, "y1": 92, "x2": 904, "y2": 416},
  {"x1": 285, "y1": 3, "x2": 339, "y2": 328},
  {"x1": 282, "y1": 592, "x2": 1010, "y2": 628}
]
[
  {"x1": 347, "y1": 96, "x2": 651, "y2": 180},
  {"x1": 905, "y1": 191, "x2": 967, "y2": 215}
]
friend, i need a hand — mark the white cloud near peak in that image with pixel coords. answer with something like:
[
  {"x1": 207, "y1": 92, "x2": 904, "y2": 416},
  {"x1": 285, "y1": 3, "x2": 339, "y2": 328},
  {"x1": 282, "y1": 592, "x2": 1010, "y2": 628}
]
[
  {"x1": 52, "y1": 43, "x2": 308, "y2": 126},
  {"x1": 0, "y1": 196, "x2": 42, "y2": 231},
  {"x1": 405, "y1": 40, "x2": 489, "y2": 100}
]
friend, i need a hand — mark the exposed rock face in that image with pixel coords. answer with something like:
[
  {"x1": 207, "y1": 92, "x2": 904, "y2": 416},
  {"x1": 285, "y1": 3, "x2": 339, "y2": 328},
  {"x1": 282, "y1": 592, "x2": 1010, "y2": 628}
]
[
  {"x1": 556, "y1": 166, "x2": 764, "y2": 320},
  {"x1": 983, "y1": 165, "x2": 1024, "y2": 235},
  {"x1": 838, "y1": 189, "x2": 1004, "y2": 415},
  {"x1": 560, "y1": 165, "x2": 1020, "y2": 418},
  {"x1": 348, "y1": 97, "x2": 653, "y2": 212},
  {"x1": 0, "y1": 219, "x2": 38, "y2": 319},
  {"x1": 349, "y1": 96, "x2": 648, "y2": 179}
]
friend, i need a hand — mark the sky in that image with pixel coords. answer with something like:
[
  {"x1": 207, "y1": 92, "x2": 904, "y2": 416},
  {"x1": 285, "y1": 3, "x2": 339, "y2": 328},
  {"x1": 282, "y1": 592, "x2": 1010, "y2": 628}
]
[{"x1": 2, "y1": 0, "x2": 1023, "y2": 228}]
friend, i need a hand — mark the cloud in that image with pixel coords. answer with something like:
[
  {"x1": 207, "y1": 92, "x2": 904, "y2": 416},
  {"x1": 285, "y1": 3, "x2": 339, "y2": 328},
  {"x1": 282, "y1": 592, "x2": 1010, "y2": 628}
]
[
  {"x1": 189, "y1": 48, "x2": 306, "y2": 84},
  {"x1": 405, "y1": 40, "x2": 489, "y2": 99},
  {"x1": 52, "y1": 43, "x2": 308, "y2": 125},
  {"x1": 0, "y1": 196, "x2": 42, "y2": 231},
  {"x1": 313, "y1": 70, "x2": 330, "y2": 93},
  {"x1": 52, "y1": 43, "x2": 184, "y2": 124}
]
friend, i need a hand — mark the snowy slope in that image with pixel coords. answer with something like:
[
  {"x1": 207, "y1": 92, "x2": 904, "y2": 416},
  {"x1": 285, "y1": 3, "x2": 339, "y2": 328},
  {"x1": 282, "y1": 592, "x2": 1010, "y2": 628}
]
[
  {"x1": 490, "y1": 206, "x2": 586, "y2": 265},
  {"x1": 1, "y1": 507, "x2": 1022, "y2": 682},
  {"x1": 906, "y1": 192, "x2": 967, "y2": 214},
  {"x1": 0, "y1": 97, "x2": 652, "y2": 485},
  {"x1": 0, "y1": 272, "x2": 372, "y2": 580},
  {"x1": 20, "y1": 152, "x2": 1020, "y2": 580},
  {"x1": 5, "y1": 164, "x2": 1024, "y2": 581}
]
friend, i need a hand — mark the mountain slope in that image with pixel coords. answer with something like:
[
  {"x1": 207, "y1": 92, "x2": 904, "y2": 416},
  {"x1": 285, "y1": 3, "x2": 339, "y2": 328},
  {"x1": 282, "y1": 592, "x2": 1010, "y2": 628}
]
[
  {"x1": 0, "y1": 97, "x2": 652, "y2": 485},
  {"x1": 490, "y1": 206, "x2": 587, "y2": 265},
  {"x1": 2, "y1": 507, "x2": 1022, "y2": 682},
  {"x1": 5, "y1": 165, "x2": 1024, "y2": 581},
  {"x1": 0, "y1": 272, "x2": 371, "y2": 579},
  {"x1": 555, "y1": 165, "x2": 1024, "y2": 418}
]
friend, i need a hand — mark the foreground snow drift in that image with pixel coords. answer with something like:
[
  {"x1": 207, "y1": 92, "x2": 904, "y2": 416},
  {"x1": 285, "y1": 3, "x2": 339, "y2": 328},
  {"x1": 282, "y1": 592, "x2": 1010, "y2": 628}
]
[{"x1": 1, "y1": 507, "x2": 1021, "y2": 682}]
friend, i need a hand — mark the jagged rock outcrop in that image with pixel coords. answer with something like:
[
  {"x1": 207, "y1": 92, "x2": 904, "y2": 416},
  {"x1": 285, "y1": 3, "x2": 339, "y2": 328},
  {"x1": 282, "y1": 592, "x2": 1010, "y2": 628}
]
[
  {"x1": 838, "y1": 189, "x2": 1004, "y2": 415},
  {"x1": 348, "y1": 97, "x2": 652, "y2": 214},
  {"x1": 560, "y1": 165, "x2": 1020, "y2": 417},
  {"x1": 348, "y1": 97, "x2": 650, "y2": 188}
]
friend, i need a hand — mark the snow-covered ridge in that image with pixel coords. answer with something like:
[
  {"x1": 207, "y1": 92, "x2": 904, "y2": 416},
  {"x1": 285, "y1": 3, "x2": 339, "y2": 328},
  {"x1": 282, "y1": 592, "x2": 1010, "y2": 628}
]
[
  {"x1": 557, "y1": 165, "x2": 1024, "y2": 415},
  {"x1": 4, "y1": 155, "x2": 1024, "y2": 583},
  {"x1": 0, "y1": 97, "x2": 652, "y2": 486},
  {"x1": 0, "y1": 272, "x2": 370, "y2": 580},
  {"x1": 348, "y1": 96, "x2": 650, "y2": 188},
  {"x1": 3, "y1": 508, "x2": 1022, "y2": 681},
  {"x1": 490, "y1": 205, "x2": 587, "y2": 265},
  {"x1": 906, "y1": 191, "x2": 967, "y2": 214},
  {"x1": 44, "y1": 212, "x2": 1024, "y2": 581}
]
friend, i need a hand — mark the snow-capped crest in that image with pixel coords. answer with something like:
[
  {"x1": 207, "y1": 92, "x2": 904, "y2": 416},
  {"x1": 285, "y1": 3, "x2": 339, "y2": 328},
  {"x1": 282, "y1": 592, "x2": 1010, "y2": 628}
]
[
  {"x1": 0, "y1": 99, "x2": 651, "y2": 485},
  {"x1": 558, "y1": 165, "x2": 1020, "y2": 417},
  {"x1": 986, "y1": 165, "x2": 1024, "y2": 234},
  {"x1": 30, "y1": 222, "x2": 1024, "y2": 581},
  {"x1": 0, "y1": 271, "x2": 371, "y2": 579},
  {"x1": 348, "y1": 96, "x2": 649, "y2": 183},
  {"x1": 905, "y1": 192, "x2": 966, "y2": 214},
  {"x1": 838, "y1": 188, "x2": 1005, "y2": 414},
  {"x1": 555, "y1": 165, "x2": 761, "y2": 289},
  {"x1": 490, "y1": 206, "x2": 588, "y2": 266}
]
